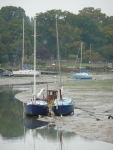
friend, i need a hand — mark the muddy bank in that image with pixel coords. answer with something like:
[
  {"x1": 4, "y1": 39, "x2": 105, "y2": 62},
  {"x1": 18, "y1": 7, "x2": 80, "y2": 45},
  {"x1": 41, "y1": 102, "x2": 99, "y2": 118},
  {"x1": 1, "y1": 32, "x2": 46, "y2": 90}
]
[{"x1": 0, "y1": 73, "x2": 113, "y2": 144}]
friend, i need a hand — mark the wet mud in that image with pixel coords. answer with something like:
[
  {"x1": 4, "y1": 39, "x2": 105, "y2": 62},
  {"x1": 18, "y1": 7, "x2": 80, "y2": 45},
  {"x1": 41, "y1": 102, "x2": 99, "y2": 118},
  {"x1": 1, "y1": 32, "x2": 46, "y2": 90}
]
[{"x1": 0, "y1": 73, "x2": 113, "y2": 144}]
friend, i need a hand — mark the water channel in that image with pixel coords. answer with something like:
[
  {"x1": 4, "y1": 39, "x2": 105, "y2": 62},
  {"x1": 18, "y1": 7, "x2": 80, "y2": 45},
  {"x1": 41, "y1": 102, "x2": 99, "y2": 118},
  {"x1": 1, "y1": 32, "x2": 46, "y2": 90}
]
[{"x1": 0, "y1": 85, "x2": 113, "y2": 150}]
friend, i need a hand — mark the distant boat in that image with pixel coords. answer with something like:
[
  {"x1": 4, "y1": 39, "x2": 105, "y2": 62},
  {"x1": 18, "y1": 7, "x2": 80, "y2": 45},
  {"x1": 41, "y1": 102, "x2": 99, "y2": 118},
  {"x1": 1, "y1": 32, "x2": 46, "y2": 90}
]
[
  {"x1": 72, "y1": 72, "x2": 92, "y2": 79},
  {"x1": 24, "y1": 17, "x2": 48, "y2": 116},
  {"x1": 13, "y1": 17, "x2": 40, "y2": 77},
  {"x1": 0, "y1": 68, "x2": 13, "y2": 76},
  {"x1": 2, "y1": 70, "x2": 13, "y2": 76},
  {"x1": 72, "y1": 42, "x2": 92, "y2": 79},
  {"x1": 13, "y1": 69, "x2": 40, "y2": 77},
  {"x1": 51, "y1": 14, "x2": 74, "y2": 116}
]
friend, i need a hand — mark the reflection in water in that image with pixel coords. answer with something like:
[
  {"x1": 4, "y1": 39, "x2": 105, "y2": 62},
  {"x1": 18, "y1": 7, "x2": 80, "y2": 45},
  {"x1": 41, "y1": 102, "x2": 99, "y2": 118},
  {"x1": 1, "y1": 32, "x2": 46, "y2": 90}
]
[
  {"x1": 0, "y1": 85, "x2": 23, "y2": 139},
  {"x1": 0, "y1": 85, "x2": 113, "y2": 150},
  {"x1": 23, "y1": 117, "x2": 113, "y2": 150},
  {"x1": 23, "y1": 117, "x2": 77, "y2": 150},
  {"x1": 23, "y1": 117, "x2": 48, "y2": 129}
]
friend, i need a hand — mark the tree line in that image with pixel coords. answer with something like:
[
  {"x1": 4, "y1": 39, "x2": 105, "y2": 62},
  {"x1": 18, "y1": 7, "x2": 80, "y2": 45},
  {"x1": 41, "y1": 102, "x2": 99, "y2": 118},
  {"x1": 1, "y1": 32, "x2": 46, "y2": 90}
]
[{"x1": 0, "y1": 6, "x2": 113, "y2": 64}]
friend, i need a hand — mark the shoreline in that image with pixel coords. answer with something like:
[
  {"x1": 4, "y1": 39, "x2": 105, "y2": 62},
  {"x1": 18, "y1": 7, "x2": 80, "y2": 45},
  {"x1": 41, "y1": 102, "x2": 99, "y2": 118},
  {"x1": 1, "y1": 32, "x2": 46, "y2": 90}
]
[{"x1": 0, "y1": 74, "x2": 113, "y2": 144}]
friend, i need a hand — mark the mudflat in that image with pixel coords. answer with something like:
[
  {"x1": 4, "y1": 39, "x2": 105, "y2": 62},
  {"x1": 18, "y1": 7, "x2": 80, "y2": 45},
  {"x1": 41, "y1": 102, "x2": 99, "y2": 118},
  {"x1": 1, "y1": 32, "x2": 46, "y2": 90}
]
[{"x1": 0, "y1": 73, "x2": 113, "y2": 144}]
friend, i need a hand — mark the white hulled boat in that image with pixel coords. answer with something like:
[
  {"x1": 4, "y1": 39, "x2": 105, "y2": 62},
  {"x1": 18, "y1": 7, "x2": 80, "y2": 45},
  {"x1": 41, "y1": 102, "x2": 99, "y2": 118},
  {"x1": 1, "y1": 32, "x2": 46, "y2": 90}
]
[{"x1": 13, "y1": 18, "x2": 40, "y2": 77}]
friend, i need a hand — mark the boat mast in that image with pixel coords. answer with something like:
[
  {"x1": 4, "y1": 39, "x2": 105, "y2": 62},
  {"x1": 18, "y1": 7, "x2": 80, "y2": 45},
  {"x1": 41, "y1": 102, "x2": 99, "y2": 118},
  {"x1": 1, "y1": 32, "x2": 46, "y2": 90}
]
[
  {"x1": 56, "y1": 14, "x2": 61, "y2": 88},
  {"x1": 80, "y1": 42, "x2": 83, "y2": 70},
  {"x1": 33, "y1": 16, "x2": 36, "y2": 101},
  {"x1": 22, "y1": 17, "x2": 24, "y2": 70}
]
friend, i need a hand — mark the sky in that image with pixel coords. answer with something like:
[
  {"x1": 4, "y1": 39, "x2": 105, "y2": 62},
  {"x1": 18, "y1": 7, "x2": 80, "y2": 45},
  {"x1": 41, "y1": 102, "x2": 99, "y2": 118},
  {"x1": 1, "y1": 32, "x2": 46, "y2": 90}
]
[{"x1": 0, "y1": 0, "x2": 113, "y2": 17}]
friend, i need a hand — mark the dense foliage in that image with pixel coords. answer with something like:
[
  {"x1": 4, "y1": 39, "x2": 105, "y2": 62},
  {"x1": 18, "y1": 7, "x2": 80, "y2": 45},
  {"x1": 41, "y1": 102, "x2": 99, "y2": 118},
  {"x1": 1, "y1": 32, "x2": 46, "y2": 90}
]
[{"x1": 0, "y1": 6, "x2": 113, "y2": 64}]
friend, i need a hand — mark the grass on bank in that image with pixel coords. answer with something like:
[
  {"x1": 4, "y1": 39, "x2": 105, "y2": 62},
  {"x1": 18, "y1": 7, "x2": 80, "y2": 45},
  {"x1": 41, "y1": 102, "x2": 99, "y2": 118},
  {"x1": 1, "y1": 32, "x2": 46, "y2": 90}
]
[
  {"x1": 1, "y1": 57, "x2": 111, "y2": 70},
  {"x1": 64, "y1": 78, "x2": 113, "y2": 89}
]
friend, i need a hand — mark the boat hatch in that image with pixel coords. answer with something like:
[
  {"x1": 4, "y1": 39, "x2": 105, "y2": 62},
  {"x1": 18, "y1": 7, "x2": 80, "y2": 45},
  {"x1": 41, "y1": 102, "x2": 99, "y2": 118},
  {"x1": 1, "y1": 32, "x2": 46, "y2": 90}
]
[{"x1": 47, "y1": 90, "x2": 58, "y2": 101}]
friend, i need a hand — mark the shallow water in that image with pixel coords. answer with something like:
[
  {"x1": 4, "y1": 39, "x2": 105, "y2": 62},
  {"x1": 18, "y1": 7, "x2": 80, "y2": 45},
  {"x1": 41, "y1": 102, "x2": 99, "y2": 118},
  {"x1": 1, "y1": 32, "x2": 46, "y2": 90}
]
[{"x1": 0, "y1": 85, "x2": 113, "y2": 150}]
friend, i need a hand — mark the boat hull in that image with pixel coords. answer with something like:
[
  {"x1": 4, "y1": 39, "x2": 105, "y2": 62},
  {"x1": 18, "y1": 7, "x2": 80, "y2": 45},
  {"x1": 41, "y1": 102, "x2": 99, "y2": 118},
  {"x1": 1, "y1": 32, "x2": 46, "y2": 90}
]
[
  {"x1": 72, "y1": 74, "x2": 92, "y2": 79},
  {"x1": 52, "y1": 104, "x2": 74, "y2": 116},
  {"x1": 13, "y1": 70, "x2": 40, "y2": 77},
  {"x1": 24, "y1": 104, "x2": 49, "y2": 116}
]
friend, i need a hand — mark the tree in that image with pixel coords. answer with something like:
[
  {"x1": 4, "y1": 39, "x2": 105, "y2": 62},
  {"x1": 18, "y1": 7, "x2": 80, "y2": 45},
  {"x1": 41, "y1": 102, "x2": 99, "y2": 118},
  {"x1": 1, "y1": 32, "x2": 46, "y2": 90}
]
[
  {"x1": 101, "y1": 25, "x2": 113, "y2": 44},
  {"x1": 98, "y1": 45, "x2": 113, "y2": 60},
  {"x1": 0, "y1": 6, "x2": 113, "y2": 64},
  {"x1": 79, "y1": 7, "x2": 106, "y2": 24},
  {"x1": 0, "y1": 6, "x2": 32, "y2": 62},
  {"x1": 37, "y1": 46, "x2": 51, "y2": 60},
  {"x1": 0, "y1": 6, "x2": 27, "y2": 22},
  {"x1": 0, "y1": 41, "x2": 7, "y2": 63},
  {"x1": 76, "y1": 7, "x2": 106, "y2": 49}
]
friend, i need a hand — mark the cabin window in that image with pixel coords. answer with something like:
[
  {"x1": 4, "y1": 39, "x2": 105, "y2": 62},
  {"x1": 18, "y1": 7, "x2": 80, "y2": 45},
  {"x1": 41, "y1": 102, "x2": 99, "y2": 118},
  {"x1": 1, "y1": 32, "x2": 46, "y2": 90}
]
[
  {"x1": 53, "y1": 91, "x2": 57, "y2": 95},
  {"x1": 49, "y1": 91, "x2": 57, "y2": 96}
]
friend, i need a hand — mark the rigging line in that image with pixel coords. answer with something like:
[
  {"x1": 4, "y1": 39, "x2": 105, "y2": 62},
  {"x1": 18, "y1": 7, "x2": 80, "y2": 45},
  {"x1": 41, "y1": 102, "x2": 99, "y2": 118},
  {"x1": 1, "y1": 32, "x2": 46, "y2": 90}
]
[
  {"x1": 22, "y1": 17, "x2": 24, "y2": 69},
  {"x1": 26, "y1": 36, "x2": 32, "y2": 56},
  {"x1": 73, "y1": 47, "x2": 80, "y2": 72},
  {"x1": 12, "y1": 24, "x2": 22, "y2": 70}
]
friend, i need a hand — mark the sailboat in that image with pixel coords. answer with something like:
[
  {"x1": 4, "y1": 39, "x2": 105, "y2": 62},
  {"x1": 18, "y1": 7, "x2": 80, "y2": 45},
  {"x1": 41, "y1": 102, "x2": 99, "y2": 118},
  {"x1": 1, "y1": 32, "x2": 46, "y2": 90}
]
[
  {"x1": 51, "y1": 15, "x2": 74, "y2": 116},
  {"x1": 13, "y1": 17, "x2": 40, "y2": 77},
  {"x1": 72, "y1": 42, "x2": 92, "y2": 79},
  {"x1": 24, "y1": 16, "x2": 48, "y2": 116}
]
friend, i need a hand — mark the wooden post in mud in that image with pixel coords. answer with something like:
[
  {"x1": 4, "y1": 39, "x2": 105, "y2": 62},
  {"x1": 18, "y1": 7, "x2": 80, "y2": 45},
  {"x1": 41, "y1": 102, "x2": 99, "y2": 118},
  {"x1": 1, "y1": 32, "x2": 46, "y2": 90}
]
[{"x1": 60, "y1": 89, "x2": 62, "y2": 100}]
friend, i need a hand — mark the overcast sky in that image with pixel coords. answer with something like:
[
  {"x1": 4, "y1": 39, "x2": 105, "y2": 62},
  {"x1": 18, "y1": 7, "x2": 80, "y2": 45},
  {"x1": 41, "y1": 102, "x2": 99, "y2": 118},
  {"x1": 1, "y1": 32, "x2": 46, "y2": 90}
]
[{"x1": 0, "y1": 0, "x2": 113, "y2": 17}]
